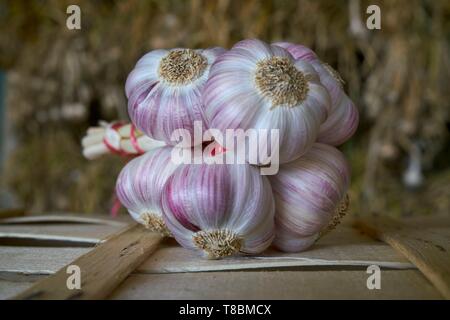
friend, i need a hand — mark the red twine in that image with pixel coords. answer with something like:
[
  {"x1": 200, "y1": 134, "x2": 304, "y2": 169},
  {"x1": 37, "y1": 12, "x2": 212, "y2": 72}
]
[
  {"x1": 102, "y1": 121, "x2": 128, "y2": 157},
  {"x1": 130, "y1": 124, "x2": 145, "y2": 154}
]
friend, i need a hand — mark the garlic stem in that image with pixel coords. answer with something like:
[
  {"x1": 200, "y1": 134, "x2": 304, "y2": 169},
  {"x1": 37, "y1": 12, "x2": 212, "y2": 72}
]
[
  {"x1": 81, "y1": 122, "x2": 165, "y2": 159},
  {"x1": 81, "y1": 133, "x2": 104, "y2": 148},
  {"x1": 87, "y1": 127, "x2": 105, "y2": 135},
  {"x1": 82, "y1": 144, "x2": 108, "y2": 160},
  {"x1": 118, "y1": 123, "x2": 133, "y2": 138}
]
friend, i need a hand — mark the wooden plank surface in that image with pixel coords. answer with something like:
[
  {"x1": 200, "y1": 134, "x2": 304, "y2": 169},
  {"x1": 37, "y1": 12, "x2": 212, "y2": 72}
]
[
  {"x1": 3, "y1": 214, "x2": 448, "y2": 300},
  {"x1": 0, "y1": 214, "x2": 126, "y2": 226},
  {"x1": 0, "y1": 225, "x2": 414, "y2": 276},
  {"x1": 0, "y1": 247, "x2": 90, "y2": 275},
  {"x1": 2, "y1": 268, "x2": 441, "y2": 300},
  {"x1": 0, "y1": 223, "x2": 126, "y2": 245},
  {"x1": 109, "y1": 270, "x2": 442, "y2": 300},
  {"x1": 354, "y1": 215, "x2": 450, "y2": 299},
  {"x1": 0, "y1": 280, "x2": 35, "y2": 300},
  {"x1": 12, "y1": 225, "x2": 163, "y2": 300},
  {"x1": 138, "y1": 226, "x2": 414, "y2": 274}
]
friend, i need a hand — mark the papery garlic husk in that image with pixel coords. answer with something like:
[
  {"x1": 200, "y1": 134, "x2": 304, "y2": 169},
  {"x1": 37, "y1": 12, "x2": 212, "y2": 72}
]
[
  {"x1": 161, "y1": 158, "x2": 275, "y2": 259},
  {"x1": 269, "y1": 143, "x2": 350, "y2": 252},
  {"x1": 126, "y1": 47, "x2": 225, "y2": 146},
  {"x1": 273, "y1": 42, "x2": 359, "y2": 146},
  {"x1": 316, "y1": 95, "x2": 359, "y2": 146},
  {"x1": 272, "y1": 42, "x2": 319, "y2": 63},
  {"x1": 204, "y1": 39, "x2": 330, "y2": 164},
  {"x1": 115, "y1": 146, "x2": 180, "y2": 236}
]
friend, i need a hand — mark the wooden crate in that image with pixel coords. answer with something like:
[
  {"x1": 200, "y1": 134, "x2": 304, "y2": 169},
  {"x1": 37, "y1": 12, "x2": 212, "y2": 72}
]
[{"x1": 0, "y1": 212, "x2": 448, "y2": 299}]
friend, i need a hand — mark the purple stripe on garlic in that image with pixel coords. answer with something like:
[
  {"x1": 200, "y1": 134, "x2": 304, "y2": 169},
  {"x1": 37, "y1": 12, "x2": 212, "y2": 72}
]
[
  {"x1": 161, "y1": 161, "x2": 275, "y2": 259},
  {"x1": 269, "y1": 143, "x2": 350, "y2": 252}
]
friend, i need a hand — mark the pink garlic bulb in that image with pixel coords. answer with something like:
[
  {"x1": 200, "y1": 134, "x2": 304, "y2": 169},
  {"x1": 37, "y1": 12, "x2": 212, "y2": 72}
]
[
  {"x1": 204, "y1": 39, "x2": 330, "y2": 164},
  {"x1": 161, "y1": 160, "x2": 275, "y2": 259},
  {"x1": 126, "y1": 47, "x2": 225, "y2": 146},
  {"x1": 273, "y1": 42, "x2": 359, "y2": 146},
  {"x1": 269, "y1": 143, "x2": 350, "y2": 252},
  {"x1": 115, "y1": 146, "x2": 179, "y2": 236}
]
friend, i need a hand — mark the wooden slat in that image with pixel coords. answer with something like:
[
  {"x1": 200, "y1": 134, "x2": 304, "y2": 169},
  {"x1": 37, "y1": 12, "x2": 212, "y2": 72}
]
[
  {"x1": 137, "y1": 226, "x2": 414, "y2": 274},
  {"x1": 12, "y1": 224, "x2": 163, "y2": 300},
  {"x1": 9, "y1": 269, "x2": 440, "y2": 300},
  {"x1": 0, "y1": 247, "x2": 90, "y2": 275},
  {"x1": 0, "y1": 280, "x2": 35, "y2": 300},
  {"x1": 110, "y1": 270, "x2": 442, "y2": 299},
  {"x1": 0, "y1": 214, "x2": 126, "y2": 226},
  {"x1": 354, "y1": 215, "x2": 450, "y2": 299},
  {"x1": 0, "y1": 223, "x2": 126, "y2": 245}
]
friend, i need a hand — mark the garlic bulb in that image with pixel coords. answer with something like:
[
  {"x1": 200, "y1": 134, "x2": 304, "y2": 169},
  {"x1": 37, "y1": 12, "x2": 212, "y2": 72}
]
[
  {"x1": 273, "y1": 42, "x2": 359, "y2": 146},
  {"x1": 126, "y1": 47, "x2": 225, "y2": 146},
  {"x1": 161, "y1": 160, "x2": 275, "y2": 259},
  {"x1": 204, "y1": 39, "x2": 330, "y2": 164},
  {"x1": 115, "y1": 146, "x2": 179, "y2": 236},
  {"x1": 269, "y1": 143, "x2": 350, "y2": 252}
]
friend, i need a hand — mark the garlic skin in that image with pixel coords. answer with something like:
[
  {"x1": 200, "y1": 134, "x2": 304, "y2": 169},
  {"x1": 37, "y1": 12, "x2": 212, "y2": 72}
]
[
  {"x1": 204, "y1": 39, "x2": 330, "y2": 164},
  {"x1": 272, "y1": 42, "x2": 318, "y2": 63},
  {"x1": 126, "y1": 47, "x2": 225, "y2": 146},
  {"x1": 269, "y1": 143, "x2": 350, "y2": 252},
  {"x1": 161, "y1": 160, "x2": 275, "y2": 259},
  {"x1": 273, "y1": 42, "x2": 359, "y2": 146},
  {"x1": 316, "y1": 95, "x2": 359, "y2": 146},
  {"x1": 115, "y1": 146, "x2": 179, "y2": 236}
]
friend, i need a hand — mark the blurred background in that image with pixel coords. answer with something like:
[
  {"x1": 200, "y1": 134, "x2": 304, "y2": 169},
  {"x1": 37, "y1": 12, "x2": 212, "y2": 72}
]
[{"x1": 0, "y1": 0, "x2": 448, "y2": 217}]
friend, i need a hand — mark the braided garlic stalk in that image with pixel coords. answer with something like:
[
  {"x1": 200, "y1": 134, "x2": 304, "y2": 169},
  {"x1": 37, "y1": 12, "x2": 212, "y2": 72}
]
[{"x1": 81, "y1": 121, "x2": 165, "y2": 160}]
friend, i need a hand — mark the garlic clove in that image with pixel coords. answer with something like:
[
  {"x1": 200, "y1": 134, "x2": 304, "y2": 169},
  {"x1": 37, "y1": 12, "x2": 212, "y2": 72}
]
[
  {"x1": 310, "y1": 60, "x2": 345, "y2": 111},
  {"x1": 272, "y1": 42, "x2": 319, "y2": 63},
  {"x1": 317, "y1": 95, "x2": 359, "y2": 146},
  {"x1": 310, "y1": 61, "x2": 359, "y2": 146}
]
